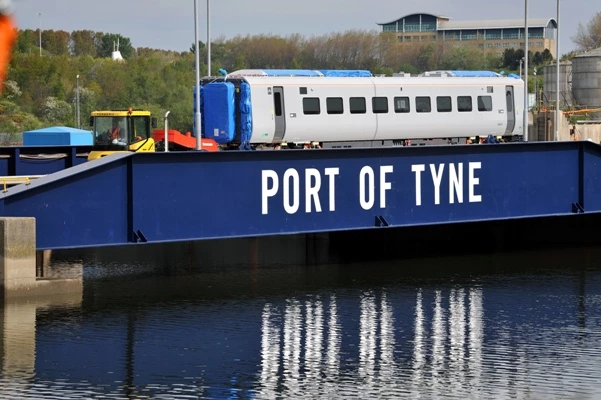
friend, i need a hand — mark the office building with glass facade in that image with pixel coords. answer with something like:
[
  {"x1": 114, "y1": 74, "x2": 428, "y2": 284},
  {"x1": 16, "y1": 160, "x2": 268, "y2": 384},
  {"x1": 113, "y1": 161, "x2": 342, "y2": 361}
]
[{"x1": 378, "y1": 14, "x2": 558, "y2": 58}]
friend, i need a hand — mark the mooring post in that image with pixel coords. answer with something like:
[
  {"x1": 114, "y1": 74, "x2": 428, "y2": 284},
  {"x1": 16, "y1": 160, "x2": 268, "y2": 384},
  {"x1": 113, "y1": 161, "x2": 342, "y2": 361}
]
[{"x1": 0, "y1": 217, "x2": 37, "y2": 298}]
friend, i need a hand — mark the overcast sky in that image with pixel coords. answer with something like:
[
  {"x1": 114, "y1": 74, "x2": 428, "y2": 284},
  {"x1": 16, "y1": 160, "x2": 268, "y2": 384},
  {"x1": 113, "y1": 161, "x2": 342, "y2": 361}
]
[{"x1": 11, "y1": 0, "x2": 597, "y2": 56}]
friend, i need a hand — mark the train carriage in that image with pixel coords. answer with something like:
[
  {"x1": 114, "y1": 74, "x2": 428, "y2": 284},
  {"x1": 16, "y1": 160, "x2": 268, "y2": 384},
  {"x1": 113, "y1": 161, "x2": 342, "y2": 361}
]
[{"x1": 196, "y1": 69, "x2": 524, "y2": 149}]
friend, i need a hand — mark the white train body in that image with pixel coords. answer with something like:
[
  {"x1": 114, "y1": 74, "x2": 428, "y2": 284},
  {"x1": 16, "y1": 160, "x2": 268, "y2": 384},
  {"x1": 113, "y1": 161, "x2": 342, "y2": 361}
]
[{"x1": 198, "y1": 71, "x2": 524, "y2": 148}]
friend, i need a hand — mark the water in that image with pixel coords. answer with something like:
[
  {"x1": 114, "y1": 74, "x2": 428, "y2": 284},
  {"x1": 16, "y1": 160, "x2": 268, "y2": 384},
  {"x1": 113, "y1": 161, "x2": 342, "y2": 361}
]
[{"x1": 2, "y1": 247, "x2": 601, "y2": 399}]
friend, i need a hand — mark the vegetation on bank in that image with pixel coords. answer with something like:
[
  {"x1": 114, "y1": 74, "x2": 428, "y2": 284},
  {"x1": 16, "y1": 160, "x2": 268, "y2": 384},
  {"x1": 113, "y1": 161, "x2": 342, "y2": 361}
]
[{"x1": 3, "y1": 16, "x2": 598, "y2": 136}]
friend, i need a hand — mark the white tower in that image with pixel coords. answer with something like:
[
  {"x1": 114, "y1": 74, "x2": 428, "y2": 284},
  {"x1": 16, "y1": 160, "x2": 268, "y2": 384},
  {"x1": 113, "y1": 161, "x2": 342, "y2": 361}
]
[{"x1": 111, "y1": 38, "x2": 124, "y2": 62}]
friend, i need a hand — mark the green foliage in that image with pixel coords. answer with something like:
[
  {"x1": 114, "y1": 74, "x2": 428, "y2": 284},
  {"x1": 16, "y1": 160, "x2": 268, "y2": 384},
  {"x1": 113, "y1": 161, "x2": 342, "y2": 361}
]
[
  {"x1": 189, "y1": 41, "x2": 206, "y2": 54},
  {"x1": 43, "y1": 97, "x2": 73, "y2": 123},
  {"x1": 440, "y1": 46, "x2": 489, "y2": 70},
  {"x1": 397, "y1": 63, "x2": 420, "y2": 75},
  {"x1": 0, "y1": 100, "x2": 43, "y2": 134},
  {"x1": 3, "y1": 27, "x2": 562, "y2": 136},
  {"x1": 98, "y1": 34, "x2": 134, "y2": 58}
]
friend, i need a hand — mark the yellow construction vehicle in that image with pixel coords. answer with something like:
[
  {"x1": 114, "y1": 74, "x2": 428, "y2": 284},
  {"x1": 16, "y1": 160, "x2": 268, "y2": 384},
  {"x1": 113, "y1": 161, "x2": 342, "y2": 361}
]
[{"x1": 87, "y1": 108, "x2": 158, "y2": 161}]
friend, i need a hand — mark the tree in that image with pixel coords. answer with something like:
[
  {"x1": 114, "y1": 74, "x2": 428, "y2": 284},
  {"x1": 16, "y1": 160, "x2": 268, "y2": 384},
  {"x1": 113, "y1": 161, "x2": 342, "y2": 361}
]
[
  {"x1": 71, "y1": 30, "x2": 98, "y2": 57},
  {"x1": 42, "y1": 96, "x2": 72, "y2": 123},
  {"x1": 571, "y1": 11, "x2": 601, "y2": 51},
  {"x1": 189, "y1": 40, "x2": 205, "y2": 54},
  {"x1": 541, "y1": 49, "x2": 553, "y2": 63},
  {"x1": 15, "y1": 30, "x2": 37, "y2": 54},
  {"x1": 41, "y1": 30, "x2": 70, "y2": 55},
  {"x1": 97, "y1": 34, "x2": 134, "y2": 59}
]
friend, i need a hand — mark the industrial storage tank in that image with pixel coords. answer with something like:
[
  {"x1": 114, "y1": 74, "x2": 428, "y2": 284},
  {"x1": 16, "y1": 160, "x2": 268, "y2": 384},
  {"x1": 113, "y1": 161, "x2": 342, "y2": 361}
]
[
  {"x1": 571, "y1": 47, "x2": 601, "y2": 109},
  {"x1": 543, "y1": 61, "x2": 572, "y2": 108}
]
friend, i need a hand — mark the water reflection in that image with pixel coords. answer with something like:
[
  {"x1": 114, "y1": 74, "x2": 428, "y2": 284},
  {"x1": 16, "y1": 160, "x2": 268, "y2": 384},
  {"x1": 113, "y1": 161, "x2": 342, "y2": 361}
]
[
  {"x1": 1, "y1": 247, "x2": 601, "y2": 399},
  {"x1": 256, "y1": 285, "x2": 493, "y2": 399}
]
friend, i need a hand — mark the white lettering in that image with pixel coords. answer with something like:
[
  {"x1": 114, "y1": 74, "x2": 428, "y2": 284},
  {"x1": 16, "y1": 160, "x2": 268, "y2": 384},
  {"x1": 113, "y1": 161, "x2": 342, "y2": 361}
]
[
  {"x1": 324, "y1": 167, "x2": 339, "y2": 211},
  {"x1": 469, "y1": 162, "x2": 482, "y2": 203},
  {"x1": 412, "y1": 164, "x2": 425, "y2": 206},
  {"x1": 283, "y1": 169, "x2": 300, "y2": 214},
  {"x1": 305, "y1": 168, "x2": 322, "y2": 213},
  {"x1": 359, "y1": 166, "x2": 375, "y2": 210},
  {"x1": 429, "y1": 164, "x2": 445, "y2": 205},
  {"x1": 261, "y1": 170, "x2": 279, "y2": 215},
  {"x1": 380, "y1": 166, "x2": 393, "y2": 208},
  {"x1": 449, "y1": 163, "x2": 463, "y2": 204}
]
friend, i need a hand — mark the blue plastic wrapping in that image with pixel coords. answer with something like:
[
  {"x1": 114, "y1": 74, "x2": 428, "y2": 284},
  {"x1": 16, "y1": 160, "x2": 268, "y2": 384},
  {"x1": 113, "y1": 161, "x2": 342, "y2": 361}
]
[
  {"x1": 318, "y1": 70, "x2": 373, "y2": 77},
  {"x1": 257, "y1": 69, "x2": 323, "y2": 76},
  {"x1": 203, "y1": 82, "x2": 236, "y2": 144},
  {"x1": 239, "y1": 82, "x2": 253, "y2": 145},
  {"x1": 229, "y1": 69, "x2": 373, "y2": 77}
]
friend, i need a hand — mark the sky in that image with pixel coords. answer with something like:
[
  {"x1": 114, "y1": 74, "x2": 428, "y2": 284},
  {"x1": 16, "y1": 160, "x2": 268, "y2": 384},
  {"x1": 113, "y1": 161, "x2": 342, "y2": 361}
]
[{"x1": 9, "y1": 0, "x2": 598, "y2": 56}]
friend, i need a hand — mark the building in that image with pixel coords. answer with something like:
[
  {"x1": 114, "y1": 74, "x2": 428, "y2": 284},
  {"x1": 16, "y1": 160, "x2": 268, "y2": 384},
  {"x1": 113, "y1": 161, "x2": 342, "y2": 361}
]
[{"x1": 377, "y1": 13, "x2": 557, "y2": 58}]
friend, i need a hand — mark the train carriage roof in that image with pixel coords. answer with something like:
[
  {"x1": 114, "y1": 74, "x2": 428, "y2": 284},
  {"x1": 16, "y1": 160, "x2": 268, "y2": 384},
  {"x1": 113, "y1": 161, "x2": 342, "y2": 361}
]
[
  {"x1": 228, "y1": 69, "x2": 372, "y2": 77},
  {"x1": 240, "y1": 75, "x2": 524, "y2": 86}
]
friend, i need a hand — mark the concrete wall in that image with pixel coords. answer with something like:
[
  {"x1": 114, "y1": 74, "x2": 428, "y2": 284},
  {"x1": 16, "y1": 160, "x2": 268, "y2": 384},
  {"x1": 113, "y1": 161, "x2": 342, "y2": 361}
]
[
  {"x1": 532, "y1": 110, "x2": 601, "y2": 142},
  {"x1": 0, "y1": 218, "x2": 37, "y2": 296},
  {"x1": 0, "y1": 218, "x2": 83, "y2": 299}
]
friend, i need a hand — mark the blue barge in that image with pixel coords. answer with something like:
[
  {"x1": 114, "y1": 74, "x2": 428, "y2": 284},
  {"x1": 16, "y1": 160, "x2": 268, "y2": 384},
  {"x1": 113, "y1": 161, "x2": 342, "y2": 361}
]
[{"x1": 0, "y1": 140, "x2": 599, "y2": 251}]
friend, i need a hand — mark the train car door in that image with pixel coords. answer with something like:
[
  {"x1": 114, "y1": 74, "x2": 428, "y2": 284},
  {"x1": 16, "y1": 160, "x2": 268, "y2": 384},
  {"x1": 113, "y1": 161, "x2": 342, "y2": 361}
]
[
  {"x1": 505, "y1": 86, "x2": 516, "y2": 134},
  {"x1": 273, "y1": 86, "x2": 286, "y2": 141}
]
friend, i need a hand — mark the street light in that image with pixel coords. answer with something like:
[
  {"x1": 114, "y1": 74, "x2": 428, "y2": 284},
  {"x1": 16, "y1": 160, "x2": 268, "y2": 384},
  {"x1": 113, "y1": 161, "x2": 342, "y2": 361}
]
[
  {"x1": 555, "y1": 0, "x2": 560, "y2": 141},
  {"x1": 534, "y1": 68, "x2": 537, "y2": 111},
  {"x1": 38, "y1": 13, "x2": 41, "y2": 56},
  {"x1": 76, "y1": 74, "x2": 80, "y2": 129},
  {"x1": 523, "y1": 0, "x2": 529, "y2": 142},
  {"x1": 194, "y1": 0, "x2": 202, "y2": 151},
  {"x1": 207, "y1": 0, "x2": 211, "y2": 77},
  {"x1": 164, "y1": 111, "x2": 170, "y2": 152}
]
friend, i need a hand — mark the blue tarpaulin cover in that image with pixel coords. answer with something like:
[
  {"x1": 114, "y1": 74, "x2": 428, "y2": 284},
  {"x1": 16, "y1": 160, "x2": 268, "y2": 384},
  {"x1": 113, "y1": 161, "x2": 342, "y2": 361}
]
[
  {"x1": 318, "y1": 70, "x2": 372, "y2": 77},
  {"x1": 239, "y1": 82, "x2": 252, "y2": 145},
  {"x1": 23, "y1": 126, "x2": 93, "y2": 146},
  {"x1": 203, "y1": 82, "x2": 235, "y2": 144},
  {"x1": 229, "y1": 69, "x2": 372, "y2": 77}
]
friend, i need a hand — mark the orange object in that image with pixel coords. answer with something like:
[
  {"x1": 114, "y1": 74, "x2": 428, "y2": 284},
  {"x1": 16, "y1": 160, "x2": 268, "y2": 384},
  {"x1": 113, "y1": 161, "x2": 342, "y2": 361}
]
[
  {"x1": 152, "y1": 129, "x2": 220, "y2": 152},
  {"x1": 0, "y1": 14, "x2": 17, "y2": 92}
]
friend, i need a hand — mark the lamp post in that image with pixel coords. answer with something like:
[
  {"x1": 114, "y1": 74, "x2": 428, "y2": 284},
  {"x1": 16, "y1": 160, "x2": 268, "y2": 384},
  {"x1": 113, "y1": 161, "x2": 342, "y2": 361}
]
[
  {"x1": 555, "y1": 0, "x2": 560, "y2": 141},
  {"x1": 164, "y1": 111, "x2": 170, "y2": 152},
  {"x1": 38, "y1": 13, "x2": 42, "y2": 56},
  {"x1": 194, "y1": 0, "x2": 202, "y2": 150},
  {"x1": 534, "y1": 68, "x2": 537, "y2": 111},
  {"x1": 523, "y1": 0, "x2": 529, "y2": 142},
  {"x1": 207, "y1": 0, "x2": 211, "y2": 77},
  {"x1": 76, "y1": 74, "x2": 80, "y2": 129}
]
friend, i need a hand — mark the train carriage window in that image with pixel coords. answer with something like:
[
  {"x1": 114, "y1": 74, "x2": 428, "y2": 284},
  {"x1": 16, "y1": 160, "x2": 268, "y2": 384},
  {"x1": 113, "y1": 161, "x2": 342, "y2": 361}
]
[
  {"x1": 416, "y1": 96, "x2": 431, "y2": 113},
  {"x1": 477, "y1": 96, "x2": 493, "y2": 112},
  {"x1": 349, "y1": 97, "x2": 366, "y2": 114},
  {"x1": 436, "y1": 96, "x2": 452, "y2": 112},
  {"x1": 372, "y1": 97, "x2": 388, "y2": 113},
  {"x1": 394, "y1": 96, "x2": 410, "y2": 113},
  {"x1": 299, "y1": 87, "x2": 308, "y2": 95},
  {"x1": 506, "y1": 90, "x2": 514, "y2": 112},
  {"x1": 326, "y1": 97, "x2": 344, "y2": 114},
  {"x1": 303, "y1": 97, "x2": 320, "y2": 115},
  {"x1": 457, "y1": 96, "x2": 472, "y2": 112},
  {"x1": 274, "y1": 92, "x2": 282, "y2": 116}
]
